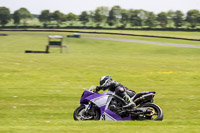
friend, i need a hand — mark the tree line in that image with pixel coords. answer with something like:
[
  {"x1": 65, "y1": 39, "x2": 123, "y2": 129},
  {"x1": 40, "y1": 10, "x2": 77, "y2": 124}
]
[{"x1": 0, "y1": 6, "x2": 200, "y2": 29}]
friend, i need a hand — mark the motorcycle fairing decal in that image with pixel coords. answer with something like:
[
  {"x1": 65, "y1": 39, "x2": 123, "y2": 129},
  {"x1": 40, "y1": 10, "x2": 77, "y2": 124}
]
[
  {"x1": 99, "y1": 105, "x2": 106, "y2": 115},
  {"x1": 90, "y1": 95, "x2": 109, "y2": 107},
  {"x1": 103, "y1": 112, "x2": 117, "y2": 121}
]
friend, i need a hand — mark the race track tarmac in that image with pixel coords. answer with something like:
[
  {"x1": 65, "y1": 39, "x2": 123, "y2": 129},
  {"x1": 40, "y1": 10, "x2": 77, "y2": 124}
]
[{"x1": 83, "y1": 37, "x2": 200, "y2": 49}]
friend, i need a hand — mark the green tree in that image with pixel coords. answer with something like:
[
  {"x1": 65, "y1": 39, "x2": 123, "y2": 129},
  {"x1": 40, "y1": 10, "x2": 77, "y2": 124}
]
[
  {"x1": 13, "y1": 10, "x2": 20, "y2": 26},
  {"x1": 120, "y1": 9, "x2": 130, "y2": 28},
  {"x1": 66, "y1": 13, "x2": 77, "y2": 21},
  {"x1": 94, "y1": 6, "x2": 109, "y2": 26},
  {"x1": 66, "y1": 13, "x2": 78, "y2": 26},
  {"x1": 157, "y1": 12, "x2": 168, "y2": 28},
  {"x1": 0, "y1": 7, "x2": 11, "y2": 27},
  {"x1": 145, "y1": 12, "x2": 157, "y2": 28},
  {"x1": 138, "y1": 9, "x2": 149, "y2": 26},
  {"x1": 13, "y1": 8, "x2": 32, "y2": 26},
  {"x1": 167, "y1": 10, "x2": 175, "y2": 27},
  {"x1": 107, "y1": 6, "x2": 121, "y2": 26},
  {"x1": 39, "y1": 10, "x2": 51, "y2": 27},
  {"x1": 79, "y1": 11, "x2": 89, "y2": 26},
  {"x1": 129, "y1": 10, "x2": 142, "y2": 27},
  {"x1": 52, "y1": 10, "x2": 66, "y2": 26},
  {"x1": 186, "y1": 9, "x2": 200, "y2": 28},
  {"x1": 172, "y1": 10, "x2": 184, "y2": 28}
]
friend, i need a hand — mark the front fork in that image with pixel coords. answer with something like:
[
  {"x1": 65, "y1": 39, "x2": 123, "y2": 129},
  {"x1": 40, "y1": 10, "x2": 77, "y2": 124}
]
[
  {"x1": 84, "y1": 102, "x2": 96, "y2": 116},
  {"x1": 84, "y1": 102, "x2": 91, "y2": 111}
]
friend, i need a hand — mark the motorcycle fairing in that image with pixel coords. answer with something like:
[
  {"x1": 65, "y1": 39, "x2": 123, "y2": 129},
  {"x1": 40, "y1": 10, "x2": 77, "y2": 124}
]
[
  {"x1": 80, "y1": 90, "x2": 94, "y2": 104},
  {"x1": 80, "y1": 90, "x2": 109, "y2": 108},
  {"x1": 90, "y1": 95, "x2": 109, "y2": 108},
  {"x1": 86, "y1": 94, "x2": 109, "y2": 115}
]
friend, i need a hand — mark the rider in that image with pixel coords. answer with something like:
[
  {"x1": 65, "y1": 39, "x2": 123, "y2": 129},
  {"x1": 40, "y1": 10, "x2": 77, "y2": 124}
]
[{"x1": 96, "y1": 75, "x2": 136, "y2": 108}]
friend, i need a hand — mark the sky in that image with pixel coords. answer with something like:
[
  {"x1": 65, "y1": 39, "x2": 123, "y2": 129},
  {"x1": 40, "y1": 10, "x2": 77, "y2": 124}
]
[{"x1": 0, "y1": 0, "x2": 200, "y2": 15}]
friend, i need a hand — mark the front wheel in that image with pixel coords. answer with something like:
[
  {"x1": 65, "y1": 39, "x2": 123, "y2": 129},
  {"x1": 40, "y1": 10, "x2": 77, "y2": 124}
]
[
  {"x1": 140, "y1": 103, "x2": 163, "y2": 121},
  {"x1": 73, "y1": 105, "x2": 100, "y2": 120}
]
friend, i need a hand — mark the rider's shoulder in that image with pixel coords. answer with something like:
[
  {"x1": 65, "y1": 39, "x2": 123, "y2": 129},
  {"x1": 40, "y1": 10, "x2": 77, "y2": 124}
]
[
  {"x1": 111, "y1": 80, "x2": 118, "y2": 84},
  {"x1": 111, "y1": 80, "x2": 122, "y2": 86}
]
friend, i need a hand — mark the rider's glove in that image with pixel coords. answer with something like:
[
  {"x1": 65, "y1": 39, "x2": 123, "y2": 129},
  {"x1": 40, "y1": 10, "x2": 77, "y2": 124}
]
[{"x1": 96, "y1": 86, "x2": 101, "y2": 92}]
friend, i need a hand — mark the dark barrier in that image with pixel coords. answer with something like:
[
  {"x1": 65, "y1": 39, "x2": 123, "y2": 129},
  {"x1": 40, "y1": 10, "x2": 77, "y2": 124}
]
[
  {"x1": 25, "y1": 50, "x2": 48, "y2": 53},
  {"x1": 1, "y1": 26, "x2": 200, "y2": 31},
  {"x1": 0, "y1": 34, "x2": 8, "y2": 36}
]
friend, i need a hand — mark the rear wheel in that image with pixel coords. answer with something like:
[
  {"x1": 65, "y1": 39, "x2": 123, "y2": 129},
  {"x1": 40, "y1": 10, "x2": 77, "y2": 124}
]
[
  {"x1": 140, "y1": 103, "x2": 163, "y2": 120},
  {"x1": 73, "y1": 105, "x2": 100, "y2": 120}
]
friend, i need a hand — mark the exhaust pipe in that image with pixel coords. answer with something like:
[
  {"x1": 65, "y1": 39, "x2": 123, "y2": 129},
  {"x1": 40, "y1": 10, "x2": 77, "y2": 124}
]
[{"x1": 134, "y1": 93, "x2": 155, "y2": 104}]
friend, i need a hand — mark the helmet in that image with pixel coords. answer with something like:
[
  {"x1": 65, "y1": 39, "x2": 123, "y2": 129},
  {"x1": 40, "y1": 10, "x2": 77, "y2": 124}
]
[{"x1": 100, "y1": 75, "x2": 112, "y2": 86}]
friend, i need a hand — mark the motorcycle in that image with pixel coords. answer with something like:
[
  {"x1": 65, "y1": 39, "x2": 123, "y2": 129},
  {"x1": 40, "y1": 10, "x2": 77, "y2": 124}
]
[{"x1": 73, "y1": 85, "x2": 163, "y2": 121}]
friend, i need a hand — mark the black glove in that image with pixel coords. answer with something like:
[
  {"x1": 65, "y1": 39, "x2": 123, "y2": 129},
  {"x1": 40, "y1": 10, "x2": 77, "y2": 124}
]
[{"x1": 95, "y1": 86, "x2": 101, "y2": 92}]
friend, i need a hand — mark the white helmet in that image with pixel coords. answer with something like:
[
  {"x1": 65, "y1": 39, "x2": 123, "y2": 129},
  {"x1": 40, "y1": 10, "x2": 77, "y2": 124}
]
[{"x1": 100, "y1": 75, "x2": 112, "y2": 86}]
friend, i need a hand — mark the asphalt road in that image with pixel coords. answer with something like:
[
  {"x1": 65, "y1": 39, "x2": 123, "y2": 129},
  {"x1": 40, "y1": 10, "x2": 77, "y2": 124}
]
[{"x1": 83, "y1": 37, "x2": 200, "y2": 49}]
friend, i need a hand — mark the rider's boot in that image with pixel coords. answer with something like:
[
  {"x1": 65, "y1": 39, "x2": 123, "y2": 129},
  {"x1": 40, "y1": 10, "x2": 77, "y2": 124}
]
[
  {"x1": 123, "y1": 102, "x2": 136, "y2": 109},
  {"x1": 122, "y1": 93, "x2": 136, "y2": 108}
]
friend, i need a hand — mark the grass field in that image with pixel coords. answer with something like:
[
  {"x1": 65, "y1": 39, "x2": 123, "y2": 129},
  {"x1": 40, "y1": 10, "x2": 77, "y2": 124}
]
[
  {"x1": 0, "y1": 31, "x2": 200, "y2": 132},
  {"x1": 30, "y1": 29, "x2": 200, "y2": 39}
]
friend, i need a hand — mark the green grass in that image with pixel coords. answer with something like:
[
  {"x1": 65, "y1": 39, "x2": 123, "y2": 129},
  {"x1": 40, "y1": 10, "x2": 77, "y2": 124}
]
[
  {"x1": 82, "y1": 33, "x2": 200, "y2": 46},
  {"x1": 47, "y1": 29, "x2": 200, "y2": 39},
  {"x1": 3, "y1": 28, "x2": 200, "y2": 40},
  {"x1": 1, "y1": 30, "x2": 200, "y2": 46},
  {"x1": 0, "y1": 31, "x2": 200, "y2": 132}
]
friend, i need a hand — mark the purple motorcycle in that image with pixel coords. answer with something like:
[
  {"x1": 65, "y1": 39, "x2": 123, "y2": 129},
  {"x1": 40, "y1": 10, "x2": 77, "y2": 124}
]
[{"x1": 73, "y1": 86, "x2": 163, "y2": 121}]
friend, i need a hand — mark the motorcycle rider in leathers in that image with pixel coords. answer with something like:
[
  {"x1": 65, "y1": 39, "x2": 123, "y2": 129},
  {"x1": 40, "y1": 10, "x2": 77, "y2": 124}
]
[{"x1": 96, "y1": 75, "x2": 136, "y2": 108}]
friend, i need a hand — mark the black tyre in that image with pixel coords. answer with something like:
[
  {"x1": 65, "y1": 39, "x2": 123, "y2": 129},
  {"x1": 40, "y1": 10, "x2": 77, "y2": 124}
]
[
  {"x1": 73, "y1": 105, "x2": 100, "y2": 121},
  {"x1": 140, "y1": 103, "x2": 163, "y2": 121}
]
